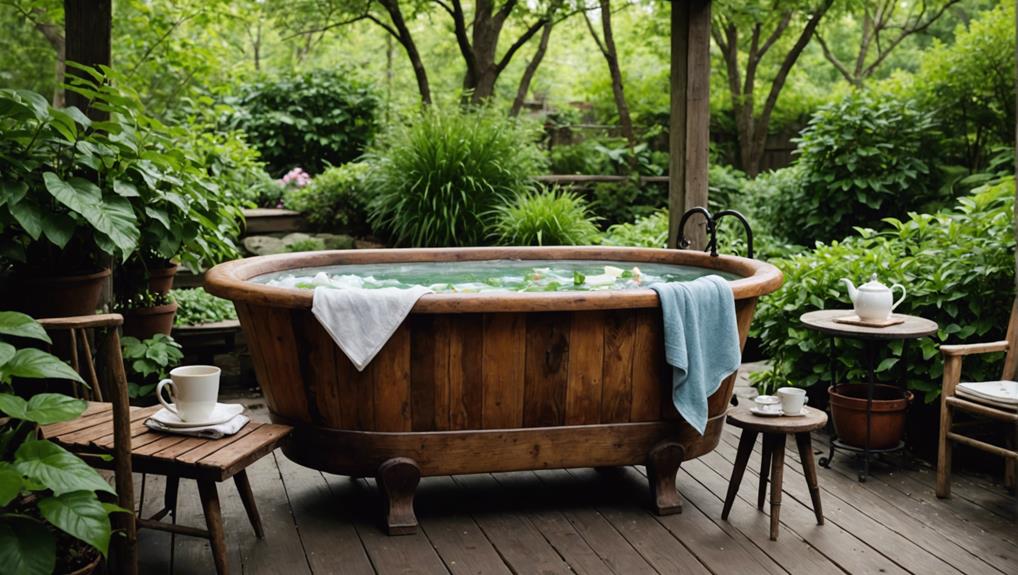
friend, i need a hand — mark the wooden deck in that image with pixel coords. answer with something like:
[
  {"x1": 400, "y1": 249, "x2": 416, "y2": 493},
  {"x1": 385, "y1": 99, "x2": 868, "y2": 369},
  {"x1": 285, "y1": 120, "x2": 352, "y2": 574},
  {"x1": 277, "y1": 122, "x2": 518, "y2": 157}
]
[{"x1": 136, "y1": 402, "x2": 1018, "y2": 575}]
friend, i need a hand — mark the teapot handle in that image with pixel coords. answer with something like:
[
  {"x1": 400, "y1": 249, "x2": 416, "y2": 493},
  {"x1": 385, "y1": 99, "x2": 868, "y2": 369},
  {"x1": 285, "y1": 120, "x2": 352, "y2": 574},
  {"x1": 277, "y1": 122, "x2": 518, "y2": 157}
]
[{"x1": 890, "y1": 284, "x2": 906, "y2": 311}]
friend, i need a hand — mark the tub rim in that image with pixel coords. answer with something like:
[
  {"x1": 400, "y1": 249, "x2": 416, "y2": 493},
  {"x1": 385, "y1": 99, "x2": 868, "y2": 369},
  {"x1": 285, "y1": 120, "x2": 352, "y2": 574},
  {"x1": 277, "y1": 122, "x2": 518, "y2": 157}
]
[{"x1": 204, "y1": 246, "x2": 783, "y2": 313}]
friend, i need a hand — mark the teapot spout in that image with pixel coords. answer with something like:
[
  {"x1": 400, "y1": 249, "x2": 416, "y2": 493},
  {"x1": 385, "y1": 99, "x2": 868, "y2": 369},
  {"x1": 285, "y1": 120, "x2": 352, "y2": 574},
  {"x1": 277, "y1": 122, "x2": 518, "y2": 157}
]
[{"x1": 841, "y1": 278, "x2": 858, "y2": 302}]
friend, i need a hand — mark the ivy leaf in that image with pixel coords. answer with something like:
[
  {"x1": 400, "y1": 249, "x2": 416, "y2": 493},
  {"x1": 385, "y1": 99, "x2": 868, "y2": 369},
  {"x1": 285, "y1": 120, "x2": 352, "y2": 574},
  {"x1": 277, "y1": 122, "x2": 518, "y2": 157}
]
[
  {"x1": 0, "y1": 462, "x2": 22, "y2": 506},
  {"x1": 0, "y1": 312, "x2": 51, "y2": 343},
  {"x1": 38, "y1": 491, "x2": 112, "y2": 556},
  {"x1": 14, "y1": 440, "x2": 115, "y2": 496},
  {"x1": 0, "y1": 393, "x2": 28, "y2": 419},
  {"x1": 0, "y1": 516, "x2": 56, "y2": 575},
  {"x1": 2, "y1": 349, "x2": 84, "y2": 384},
  {"x1": 0, "y1": 342, "x2": 15, "y2": 368}
]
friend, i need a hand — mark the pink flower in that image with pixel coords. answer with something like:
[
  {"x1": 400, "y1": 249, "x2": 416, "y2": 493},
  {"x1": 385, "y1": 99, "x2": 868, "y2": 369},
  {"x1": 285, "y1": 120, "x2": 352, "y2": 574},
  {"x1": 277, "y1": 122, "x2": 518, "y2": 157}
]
[{"x1": 278, "y1": 167, "x2": 312, "y2": 188}]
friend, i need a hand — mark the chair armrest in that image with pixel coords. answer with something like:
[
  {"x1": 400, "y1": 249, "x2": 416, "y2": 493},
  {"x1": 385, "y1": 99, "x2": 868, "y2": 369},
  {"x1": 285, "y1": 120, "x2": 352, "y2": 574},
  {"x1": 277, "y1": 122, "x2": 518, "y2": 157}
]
[
  {"x1": 940, "y1": 341, "x2": 1010, "y2": 357},
  {"x1": 38, "y1": 314, "x2": 124, "y2": 330}
]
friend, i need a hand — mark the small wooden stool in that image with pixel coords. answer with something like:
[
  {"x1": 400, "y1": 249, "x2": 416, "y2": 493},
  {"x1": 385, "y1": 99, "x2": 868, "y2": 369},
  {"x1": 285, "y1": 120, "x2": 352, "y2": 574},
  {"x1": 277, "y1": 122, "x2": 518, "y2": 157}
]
[{"x1": 721, "y1": 406, "x2": 827, "y2": 540}]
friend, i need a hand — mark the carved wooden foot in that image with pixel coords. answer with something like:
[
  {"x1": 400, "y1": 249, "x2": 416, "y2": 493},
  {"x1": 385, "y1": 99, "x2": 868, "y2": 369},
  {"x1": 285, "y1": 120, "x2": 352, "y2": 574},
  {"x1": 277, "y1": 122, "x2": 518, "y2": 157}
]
[
  {"x1": 377, "y1": 457, "x2": 421, "y2": 535},
  {"x1": 647, "y1": 441, "x2": 685, "y2": 515}
]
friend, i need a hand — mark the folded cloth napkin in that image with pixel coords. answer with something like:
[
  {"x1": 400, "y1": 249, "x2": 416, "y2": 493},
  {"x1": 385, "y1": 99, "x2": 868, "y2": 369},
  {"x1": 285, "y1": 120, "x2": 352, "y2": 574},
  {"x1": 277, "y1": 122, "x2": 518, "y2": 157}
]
[
  {"x1": 145, "y1": 414, "x2": 250, "y2": 439},
  {"x1": 313, "y1": 285, "x2": 433, "y2": 371},
  {"x1": 650, "y1": 275, "x2": 741, "y2": 435}
]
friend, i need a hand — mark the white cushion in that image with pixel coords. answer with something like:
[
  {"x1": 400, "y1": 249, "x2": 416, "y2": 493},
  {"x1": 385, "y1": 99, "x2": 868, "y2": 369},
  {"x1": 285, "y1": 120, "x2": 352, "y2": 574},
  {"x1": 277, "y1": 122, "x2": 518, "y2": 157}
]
[{"x1": 956, "y1": 380, "x2": 1018, "y2": 407}]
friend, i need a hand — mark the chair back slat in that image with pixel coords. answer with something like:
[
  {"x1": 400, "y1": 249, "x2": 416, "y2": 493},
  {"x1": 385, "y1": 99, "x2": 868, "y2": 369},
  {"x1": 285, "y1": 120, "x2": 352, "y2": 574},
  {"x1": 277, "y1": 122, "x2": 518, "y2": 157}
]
[{"x1": 1000, "y1": 298, "x2": 1018, "y2": 381}]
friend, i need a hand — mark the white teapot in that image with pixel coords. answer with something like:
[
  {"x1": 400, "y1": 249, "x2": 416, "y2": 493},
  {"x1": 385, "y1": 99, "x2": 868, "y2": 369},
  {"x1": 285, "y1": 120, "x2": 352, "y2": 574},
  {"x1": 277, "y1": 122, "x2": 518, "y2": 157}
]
[{"x1": 841, "y1": 274, "x2": 906, "y2": 321}]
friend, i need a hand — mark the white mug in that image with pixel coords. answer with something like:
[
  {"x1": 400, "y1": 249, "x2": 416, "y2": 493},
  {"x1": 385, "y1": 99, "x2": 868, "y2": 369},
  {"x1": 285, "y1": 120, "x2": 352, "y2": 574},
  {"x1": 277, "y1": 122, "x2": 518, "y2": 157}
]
[
  {"x1": 754, "y1": 395, "x2": 781, "y2": 414},
  {"x1": 157, "y1": 365, "x2": 221, "y2": 422},
  {"x1": 777, "y1": 387, "x2": 807, "y2": 415}
]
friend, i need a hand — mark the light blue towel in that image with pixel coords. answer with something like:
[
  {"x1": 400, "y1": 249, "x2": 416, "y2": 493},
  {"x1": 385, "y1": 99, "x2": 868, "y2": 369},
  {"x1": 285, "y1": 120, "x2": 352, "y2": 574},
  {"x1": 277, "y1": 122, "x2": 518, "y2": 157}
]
[{"x1": 650, "y1": 275, "x2": 741, "y2": 435}]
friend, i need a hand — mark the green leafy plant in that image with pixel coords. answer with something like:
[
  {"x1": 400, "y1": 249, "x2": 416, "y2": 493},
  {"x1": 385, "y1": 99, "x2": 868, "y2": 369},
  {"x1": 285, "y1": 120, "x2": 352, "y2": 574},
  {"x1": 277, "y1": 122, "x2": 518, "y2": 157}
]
[
  {"x1": 601, "y1": 210, "x2": 669, "y2": 248},
  {"x1": 491, "y1": 187, "x2": 602, "y2": 246},
  {"x1": 121, "y1": 334, "x2": 183, "y2": 399},
  {"x1": 112, "y1": 290, "x2": 172, "y2": 313},
  {"x1": 171, "y1": 288, "x2": 237, "y2": 327},
  {"x1": 284, "y1": 162, "x2": 373, "y2": 236},
  {"x1": 0, "y1": 311, "x2": 123, "y2": 574},
  {"x1": 589, "y1": 180, "x2": 666, "y2": 227},
  {"x1": 769, "y1": 92, "x2": 942, "y2": 246},
  {"x1": 367, "y1": 106, "x2": 547, "y2": 247},
  {"x1": 754, "y1": 176, "x2": 1016, "y2": 400},
  {"x1": 284, "y1": 237, "x2": 326, "y2": 252},
  {"x1": 225, "y1": 70, "x2": 380, "y2": 176}
]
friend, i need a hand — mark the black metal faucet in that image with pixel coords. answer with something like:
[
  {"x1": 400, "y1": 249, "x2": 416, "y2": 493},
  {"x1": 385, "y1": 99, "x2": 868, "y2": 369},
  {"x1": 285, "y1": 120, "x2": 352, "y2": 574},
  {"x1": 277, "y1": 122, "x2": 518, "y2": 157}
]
[{"x1": 676, "y1": 207, "x2": 754, "y2": 259}]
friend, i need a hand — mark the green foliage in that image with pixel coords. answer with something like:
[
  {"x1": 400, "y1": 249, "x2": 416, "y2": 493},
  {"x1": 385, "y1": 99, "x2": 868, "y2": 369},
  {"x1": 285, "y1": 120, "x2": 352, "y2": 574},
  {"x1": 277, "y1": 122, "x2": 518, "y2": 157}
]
[
  {"x1": 367, "y1": 106, "x2": 546, "y2": 247},
  {"x1": 284, "y1": 237, "x2": 327, "y2": 252},
  {"x1": 112, "y1": 290, "x2": 172, "y2": 313},
  {"x1": 771, "y1": 92, "x2": 940, "y2": 245},
  {"x1": 121, "y1": 333, "x2": 183, "y2": 398},
  {"x1": 284, "y1": 162, "x2": 373, "y2": 235},
  {"x1": 491, "y1": 187, "x2": 602, "y2": 246},
  {"x1": 601, "y1": 210, "x2": 669, "y2": 248},
  {"x1": 754, "y1": 177, "x2": 1016, "y2": 400},
  {"x1": 547, "y1": 140, "x2": 614, "y2": 175},
  {"x1": 908, "y1": 1, "x2": 1016, "y2": 170},
  {"x1": 0, "y1": 311, "x2": 119, "y2": 573},
  {"x1": 0, "y1": 67, "x2": 245, "y2": 275},
  {"x1": 589, "y1": 181, "x2": 666, "y2": 227},
  {"x1": 171, "y1": 288, "x2": 237, "y2": 327},
  {"x1": 225, "y1": 70, "x2": 380, "y2": 176}
]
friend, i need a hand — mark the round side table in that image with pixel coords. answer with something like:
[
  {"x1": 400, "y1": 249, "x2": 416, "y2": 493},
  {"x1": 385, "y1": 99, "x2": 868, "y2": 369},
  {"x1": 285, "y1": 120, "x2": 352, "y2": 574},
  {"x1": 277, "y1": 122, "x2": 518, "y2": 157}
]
[
  {"x1": 800, "y1": 309, "x2": 938, "y2": 482},
  {"x1": 722, "y1": 406, "x2": 828, "y2": 541}
]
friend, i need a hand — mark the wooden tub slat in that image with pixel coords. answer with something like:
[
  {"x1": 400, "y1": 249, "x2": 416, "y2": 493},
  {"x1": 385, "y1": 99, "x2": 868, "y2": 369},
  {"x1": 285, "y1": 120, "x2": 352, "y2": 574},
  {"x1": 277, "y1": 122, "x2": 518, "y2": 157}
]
[
  {"x1": 565, "y1": 311, "x2": 605, "y2": 425},
  {"x1": 448, "y1": 314, "x2": 484, "y2": 430},
  {"x1": 601, "y1": 311, "x2": 636, "y2": 423},
  {"x1": 523, "y1": 312, "x2": 570, "y2": 427},
  {"x1": 481, "y1": 313, "x2": 527, "y2": 429}
]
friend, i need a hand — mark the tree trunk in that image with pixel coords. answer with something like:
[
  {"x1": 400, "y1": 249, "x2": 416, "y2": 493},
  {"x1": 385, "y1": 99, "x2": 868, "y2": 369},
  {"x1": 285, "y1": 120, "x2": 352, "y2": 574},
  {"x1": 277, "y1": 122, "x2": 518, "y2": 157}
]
[
  {"x1": 465, "y1": 0, "x2": 505, "y2": 103},
  {"x1": 379, "y1": 0, "x2": 431, "y2": 105},
  {"x1": 510, "y1": 20, "x2": 554, "y2": 117},
  {"x1": 597, "y1": 0, "x2": 637, "y2": 149},
  {"x1": 32, "y1": 10, "x2": 65, "y2": 107},
  {"x1": 64, "y1": 0, "x2": 111, "y2": 121}
]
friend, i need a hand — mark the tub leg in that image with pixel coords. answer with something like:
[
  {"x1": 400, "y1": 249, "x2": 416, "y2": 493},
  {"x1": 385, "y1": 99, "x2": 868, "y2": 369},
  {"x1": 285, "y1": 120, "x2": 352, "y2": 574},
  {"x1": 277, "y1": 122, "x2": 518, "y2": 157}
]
[
  {"x1": 377, "y1": 457, "x2": 421, "y2": 535},
  {"x1": 647, "y1": 441, "x2": 685, "y2": 515}
]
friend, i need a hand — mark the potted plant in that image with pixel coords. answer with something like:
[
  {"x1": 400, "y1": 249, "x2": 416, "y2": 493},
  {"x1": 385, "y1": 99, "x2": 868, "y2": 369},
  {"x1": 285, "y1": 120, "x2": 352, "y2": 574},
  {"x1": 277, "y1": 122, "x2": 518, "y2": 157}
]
[
  {"x1": 121, "y1": 333, "x2": 183, "y2": 403},
  {"x1": 115, "y1": 290, "x2": 178, "y2": 340},
  {"x1": 0, "y1": 311, "x2": 125, "y2": 574}
]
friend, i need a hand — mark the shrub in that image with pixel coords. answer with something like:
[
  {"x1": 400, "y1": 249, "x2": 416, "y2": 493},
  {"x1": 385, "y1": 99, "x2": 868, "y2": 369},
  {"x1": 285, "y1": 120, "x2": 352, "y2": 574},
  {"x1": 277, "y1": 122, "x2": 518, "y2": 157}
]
[
  {"x1": 367, "y1": 106, "x2": 546, "y2": 247},
  {"x1": 601, "y1": 210, "x2": 669, "y2": 248},
  {"x1": 548, "y1": 140, "x2": 614, "y2": 175},
  {"x1": 284, "y1": 163, "x2": 373, "y2": 236},
  {"x1": 708, "y1": 164, "x2": 749, "y2": 212},
  {"x1": 589, "y1": 180, "x2": 666, "y2": 227},
  {"x1": 492, "y1": 187, "x2": 602, "y2": 246},
  {"x1": 172, "y1": 287, "x2": 237, "y2": 326},
  {"x1": 770, "y1": 92, "x2": 941, "y2": 246},
  {"x1": 284, "y1": 237, "x2": 326, "y2": 252},
  {"x1": 121, "y1": 333, "x2": 183, "y2": 398},
  {"x1": 753, "y1": 177, "x2": 1016, "y2": 400},
  {"x1": 225, "y1": 70, "x2": 380, "y2": 176}
]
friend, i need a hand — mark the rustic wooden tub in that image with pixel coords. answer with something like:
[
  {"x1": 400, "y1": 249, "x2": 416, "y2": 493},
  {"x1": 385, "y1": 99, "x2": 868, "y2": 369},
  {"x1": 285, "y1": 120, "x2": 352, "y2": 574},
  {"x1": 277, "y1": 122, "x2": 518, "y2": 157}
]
[{"x1": 205, "y1": 247, "x2": 782, "y2": 533}]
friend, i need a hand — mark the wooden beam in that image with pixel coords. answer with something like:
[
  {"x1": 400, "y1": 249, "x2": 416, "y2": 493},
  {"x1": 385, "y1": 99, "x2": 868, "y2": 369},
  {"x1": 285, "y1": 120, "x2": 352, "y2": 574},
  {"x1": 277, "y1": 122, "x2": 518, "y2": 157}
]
[
  {"x1": 64, "y1": 0, "x2": 111, "y2": 120},
  {"x1": 668, "y1": 0, "x2": 711, "y2": 250}
]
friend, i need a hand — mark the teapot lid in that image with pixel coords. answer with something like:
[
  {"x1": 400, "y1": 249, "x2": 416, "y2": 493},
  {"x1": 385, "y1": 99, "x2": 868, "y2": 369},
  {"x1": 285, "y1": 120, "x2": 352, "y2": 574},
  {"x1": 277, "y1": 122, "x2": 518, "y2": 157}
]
[{"x1": 858, "y1": 273, "x2": 888, "y2": 291}]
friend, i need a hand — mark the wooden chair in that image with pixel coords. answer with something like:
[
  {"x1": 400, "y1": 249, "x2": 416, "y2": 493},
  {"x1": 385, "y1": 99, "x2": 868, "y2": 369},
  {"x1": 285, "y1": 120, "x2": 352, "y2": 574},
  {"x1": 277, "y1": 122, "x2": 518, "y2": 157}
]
[
  {"x1": 936, "y1": 300, "x2": 1018, "y2": 498},
  {"x1": 37, "y1": 314, "x2": 292, "y2": 575}
]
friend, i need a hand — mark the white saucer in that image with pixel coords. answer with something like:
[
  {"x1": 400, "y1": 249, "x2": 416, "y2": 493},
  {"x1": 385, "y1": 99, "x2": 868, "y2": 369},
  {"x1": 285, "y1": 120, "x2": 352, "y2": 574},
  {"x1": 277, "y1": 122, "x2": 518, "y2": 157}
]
[
  {"x1": 750, "y1": 406, "x2": 811, "y2": 417},
  {"x1": 150, "y1": 403, "x2": 245, "y2": 428}
]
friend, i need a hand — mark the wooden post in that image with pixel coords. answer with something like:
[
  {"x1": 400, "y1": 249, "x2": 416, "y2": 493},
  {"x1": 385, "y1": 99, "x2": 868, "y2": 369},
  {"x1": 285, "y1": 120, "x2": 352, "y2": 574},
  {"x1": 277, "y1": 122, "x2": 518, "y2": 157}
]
[
  {"x1": 63, "y1": 0, "x2": 111, "y2": 120},
  {"x1": 668, "y1": 0, "x2": 711, "y2": 250}
]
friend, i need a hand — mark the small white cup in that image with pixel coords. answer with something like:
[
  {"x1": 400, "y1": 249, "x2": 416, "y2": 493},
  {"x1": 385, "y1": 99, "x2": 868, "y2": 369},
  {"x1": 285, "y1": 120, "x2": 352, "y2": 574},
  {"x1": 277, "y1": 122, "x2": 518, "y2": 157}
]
[
  {"x1": 157, "y1": 365, "x2": 221, "y2": 422},
  {"x1": 754, "y1": 395, "x2": 781, "y2": 414},
  {"x1": 777, "y1": 387, "x2": 807, "y2": 416}
]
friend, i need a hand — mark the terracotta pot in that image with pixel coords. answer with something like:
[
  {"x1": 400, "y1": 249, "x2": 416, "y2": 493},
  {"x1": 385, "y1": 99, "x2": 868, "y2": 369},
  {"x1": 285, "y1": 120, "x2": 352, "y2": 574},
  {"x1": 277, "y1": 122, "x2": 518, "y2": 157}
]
[
  {"x1": 16, "y1": 269, "x2": 111, "y2": 318},
  {"x1": 145, "y1": 263, "x2": 179, "y2": 294},
  {"x1": 123, "y1": 302, "x2": 178, "y2": 339},
  {"x1": 829, "y1": 383, "x2": 913, "y2": 450}
]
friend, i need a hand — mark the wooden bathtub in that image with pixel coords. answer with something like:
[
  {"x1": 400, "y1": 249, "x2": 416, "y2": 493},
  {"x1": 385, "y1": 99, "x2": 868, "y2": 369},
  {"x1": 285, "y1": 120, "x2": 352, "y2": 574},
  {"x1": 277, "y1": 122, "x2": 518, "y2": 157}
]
[{"x1": 205, "y1": 247, "x2": 783, "y2": 533}]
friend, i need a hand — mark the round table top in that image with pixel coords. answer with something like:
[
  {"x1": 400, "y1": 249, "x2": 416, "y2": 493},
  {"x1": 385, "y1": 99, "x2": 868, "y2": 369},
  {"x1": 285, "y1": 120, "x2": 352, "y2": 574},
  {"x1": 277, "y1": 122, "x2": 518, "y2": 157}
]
[
  {"x1": 799, "y1": 309, "x2": 938, "y2": 340},
  {"x1": 727, "y1": 405, "x2": 828, "y2": 433}
]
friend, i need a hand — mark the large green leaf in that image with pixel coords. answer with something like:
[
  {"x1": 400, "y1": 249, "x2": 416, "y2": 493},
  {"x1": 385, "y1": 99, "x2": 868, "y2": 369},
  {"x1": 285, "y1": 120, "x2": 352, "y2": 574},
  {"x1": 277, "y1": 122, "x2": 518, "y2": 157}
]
[
  {"x1": 0, "y1": 462, "x2": 22, "y2": 506},
  {"x1": 0, "y1": 312, "x2": 51, "y2": 343},
  {"x1": 0, "y1": 181, "x2": 27, "y2": 208},
  {"x1": 39, "y1": 491, "x2": 112, "y2": 556},
  {"x1": 0, "y1": 342, "x2": 15, "y2": 368},
  {"x1": 2, "y1": 349, "x2": 84, "y2": 384},
  {"x1": 39, "y1": 210, "x2": 75, "y2": 249},
  {"x1": 42, "y1": 172, "x2": 139, "y2": 257},
  {"x1": 1, "y1": 393, "x2": 87, "y2": 425},
  {"x1": 0, "y1": 516, "x2": 56, "y2": 575},
  {"x1": 14, "y1": 440, "x2": 115, "y2": 496},
  {"x1": 8, "y1": 199, "x2": 45, "y2": 241}
]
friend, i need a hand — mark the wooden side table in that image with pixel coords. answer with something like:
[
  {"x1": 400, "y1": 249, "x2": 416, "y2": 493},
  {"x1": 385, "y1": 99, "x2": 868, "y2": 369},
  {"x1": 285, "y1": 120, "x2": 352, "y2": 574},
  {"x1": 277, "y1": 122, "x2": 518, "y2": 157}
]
[{"x1": 722, "y1": 406, "x2": 828, "y2": 541}]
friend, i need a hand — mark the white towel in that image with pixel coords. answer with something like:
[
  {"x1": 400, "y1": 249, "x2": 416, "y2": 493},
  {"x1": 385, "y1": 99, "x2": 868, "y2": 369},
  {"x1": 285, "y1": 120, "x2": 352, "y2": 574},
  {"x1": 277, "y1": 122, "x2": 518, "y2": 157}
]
[
  {"x1": 312, "y1": 285, "x2": 432, "y2": 371},
  {"x1": 144, "y1": 414, "x2": 250, "y2": 439}
]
